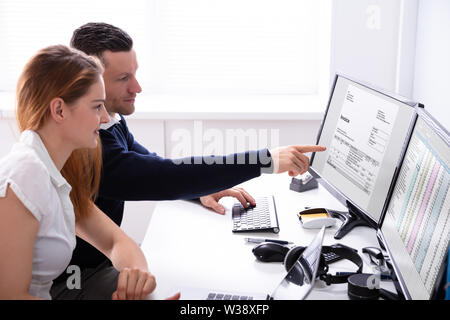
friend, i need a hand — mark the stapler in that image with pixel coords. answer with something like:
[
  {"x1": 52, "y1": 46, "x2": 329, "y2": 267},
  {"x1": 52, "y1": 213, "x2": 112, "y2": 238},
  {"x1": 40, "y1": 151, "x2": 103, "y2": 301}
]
[{"x1": 289, "y1": 172, "x2": 318, "y2": 192}]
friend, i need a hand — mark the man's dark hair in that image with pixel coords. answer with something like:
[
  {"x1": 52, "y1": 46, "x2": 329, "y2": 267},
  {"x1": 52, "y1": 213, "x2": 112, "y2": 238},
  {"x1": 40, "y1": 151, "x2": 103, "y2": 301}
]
[{"x1": 70, "y1": 22, "x2": 133, "y2": 58}]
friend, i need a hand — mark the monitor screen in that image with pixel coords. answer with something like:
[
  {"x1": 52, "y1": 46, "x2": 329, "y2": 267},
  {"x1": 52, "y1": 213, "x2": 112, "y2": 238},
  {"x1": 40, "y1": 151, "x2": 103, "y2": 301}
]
[
  {"x1": 310, "y1": 75, "x2": 417, "y2": 223},
  {"x1": 380, "y1": 109, "x2": 450, "y2": 300}
]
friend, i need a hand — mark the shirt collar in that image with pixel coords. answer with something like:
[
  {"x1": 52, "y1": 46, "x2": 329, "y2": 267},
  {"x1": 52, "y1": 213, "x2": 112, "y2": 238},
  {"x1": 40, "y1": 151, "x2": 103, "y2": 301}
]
[
  {"x1": 19, "y1": 130, "x2": 70, "y2": 189},
  {"x1": 100, "y1": 113, "x2": 121, "y2": 130}
]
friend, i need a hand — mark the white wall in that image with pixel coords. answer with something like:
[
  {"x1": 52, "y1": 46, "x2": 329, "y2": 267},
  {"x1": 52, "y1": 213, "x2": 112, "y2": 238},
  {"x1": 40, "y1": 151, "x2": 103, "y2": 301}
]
[
  {"x1": 332, "y1": 0, "x2": 450, "y2": 131},
  {"x1": 413, "y1": 0, "x2": 450, "y2": 130},
  {"x1": 331, "y1": 0, "x2": 403, "y2": 93}
]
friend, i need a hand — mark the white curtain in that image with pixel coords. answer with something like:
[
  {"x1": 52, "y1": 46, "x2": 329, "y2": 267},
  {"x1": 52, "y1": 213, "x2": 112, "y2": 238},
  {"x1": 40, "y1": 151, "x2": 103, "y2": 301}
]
[{"x1": 0, "y1": 0, "x2": 331, "y2": 100}]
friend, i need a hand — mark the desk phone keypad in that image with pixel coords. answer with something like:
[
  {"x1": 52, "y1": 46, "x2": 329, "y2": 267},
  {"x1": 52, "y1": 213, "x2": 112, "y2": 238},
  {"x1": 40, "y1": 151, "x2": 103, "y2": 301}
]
[
  {"x1": 323, "y1": 251, "x2": 342, "y2": 264},
  {"x1": 232, "y1": 196, "x2": 279, "y2": 233}
]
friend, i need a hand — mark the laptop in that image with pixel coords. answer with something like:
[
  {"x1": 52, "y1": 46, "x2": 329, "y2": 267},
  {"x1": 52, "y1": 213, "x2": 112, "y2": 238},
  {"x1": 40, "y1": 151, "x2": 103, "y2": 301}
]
[{"x1": 179, "y1": 226, "x2": 325, "y2": 300}]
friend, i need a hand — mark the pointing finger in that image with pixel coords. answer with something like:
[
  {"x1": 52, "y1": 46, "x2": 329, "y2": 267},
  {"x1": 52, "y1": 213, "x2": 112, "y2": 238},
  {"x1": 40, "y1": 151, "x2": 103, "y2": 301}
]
[{"x1": 294, "y1": 145, "x2": 326, "y2": 153}]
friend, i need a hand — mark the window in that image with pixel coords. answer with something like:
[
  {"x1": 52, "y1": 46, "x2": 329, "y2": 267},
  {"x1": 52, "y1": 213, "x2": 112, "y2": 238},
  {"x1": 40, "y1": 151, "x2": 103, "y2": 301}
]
[
  {"x1": 0, "y1": 0, "x2": 150, "y2": 92},
  {"x1": 0, "y1": 0, "x2": 331, "y2": 113}
]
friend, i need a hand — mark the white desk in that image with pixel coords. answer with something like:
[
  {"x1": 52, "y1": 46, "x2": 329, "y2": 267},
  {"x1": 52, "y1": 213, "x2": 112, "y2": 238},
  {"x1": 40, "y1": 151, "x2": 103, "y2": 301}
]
[{"x1": 141, "y1": 173, "x2": 393, "y2": 300}]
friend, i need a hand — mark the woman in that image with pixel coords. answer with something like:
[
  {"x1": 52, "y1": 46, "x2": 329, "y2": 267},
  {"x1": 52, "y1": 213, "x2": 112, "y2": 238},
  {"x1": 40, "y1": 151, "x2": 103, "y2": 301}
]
[{"x1": 0, "y1": 45, "x2": 175, "y2": 300}]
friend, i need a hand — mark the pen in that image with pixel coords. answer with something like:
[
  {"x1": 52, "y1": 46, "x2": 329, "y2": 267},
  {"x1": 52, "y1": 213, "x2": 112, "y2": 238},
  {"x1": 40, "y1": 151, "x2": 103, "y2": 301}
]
[{"x1": 245, "y1": 238, "x2": 293, "y2": 245}]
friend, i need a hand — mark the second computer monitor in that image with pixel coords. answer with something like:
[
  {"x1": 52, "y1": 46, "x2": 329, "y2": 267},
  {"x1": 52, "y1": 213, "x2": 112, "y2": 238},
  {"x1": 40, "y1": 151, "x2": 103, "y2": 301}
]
[
  {"x1": 379, "y1": 109, "x2": 450, "y2": 300},
  {"x1": 310, "y1": 74, "x2": 417, "y2": 224}
]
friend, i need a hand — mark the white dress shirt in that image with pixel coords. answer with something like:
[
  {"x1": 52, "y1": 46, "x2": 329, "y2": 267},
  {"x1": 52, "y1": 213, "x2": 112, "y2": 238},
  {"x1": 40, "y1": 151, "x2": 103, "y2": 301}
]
[
  {"x1": 0, "y1": 130, "x2": 76, "y2": 299},
  {"x1": 100, "y1": 113, "x2": 121, "y2": 130}
]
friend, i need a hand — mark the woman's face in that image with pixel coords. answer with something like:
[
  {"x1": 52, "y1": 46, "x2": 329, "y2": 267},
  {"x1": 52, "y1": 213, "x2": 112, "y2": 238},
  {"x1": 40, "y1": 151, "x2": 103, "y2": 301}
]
[{"x1": 64, "y1": 78, "x2": 109, "y2": 149}]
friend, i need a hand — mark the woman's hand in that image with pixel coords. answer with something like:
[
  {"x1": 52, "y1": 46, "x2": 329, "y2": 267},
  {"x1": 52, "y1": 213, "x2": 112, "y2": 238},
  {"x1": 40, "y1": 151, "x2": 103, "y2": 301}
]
[{"x1": 112, "y1": 267, "x2": 156, "y2": 300}]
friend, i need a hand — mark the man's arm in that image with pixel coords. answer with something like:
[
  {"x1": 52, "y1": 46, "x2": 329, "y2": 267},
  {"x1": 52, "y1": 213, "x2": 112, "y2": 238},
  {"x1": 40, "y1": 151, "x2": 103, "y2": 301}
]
[
  {"x1": 100, "y1": 128, "x2": 270, "y2": 201},
  {"x1": 100, "y1": 118, "x2": 326, "y2": 208},
  {"x1": 125, "y1": 128, "x2": 261, "y2": 212}
]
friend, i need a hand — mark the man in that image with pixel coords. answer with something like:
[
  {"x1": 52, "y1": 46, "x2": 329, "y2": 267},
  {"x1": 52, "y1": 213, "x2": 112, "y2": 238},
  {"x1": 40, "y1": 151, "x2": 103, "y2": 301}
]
[{"x1": 51, "y1": 22, "x2": 326, "y2": 299}]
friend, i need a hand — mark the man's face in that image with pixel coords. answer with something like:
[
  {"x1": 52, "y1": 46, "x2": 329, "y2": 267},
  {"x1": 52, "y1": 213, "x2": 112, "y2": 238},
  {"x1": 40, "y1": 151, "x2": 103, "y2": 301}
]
[{"x1": 101, "y1": 49, "x2": 142, "y2": 116}]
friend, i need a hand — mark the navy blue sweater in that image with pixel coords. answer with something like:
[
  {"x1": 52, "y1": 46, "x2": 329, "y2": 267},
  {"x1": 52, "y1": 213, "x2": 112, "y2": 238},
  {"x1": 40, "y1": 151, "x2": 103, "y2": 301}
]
[{"x1": 68, "y1": 115, "x2": 273, "y2": 271}]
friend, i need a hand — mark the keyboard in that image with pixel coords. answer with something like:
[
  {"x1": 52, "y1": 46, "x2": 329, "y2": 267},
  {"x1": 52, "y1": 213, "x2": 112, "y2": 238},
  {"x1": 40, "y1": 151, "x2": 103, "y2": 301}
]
[
  {"x1": 206, "y1": 292, "x2": 254, "y2": 300},
  {"x1": 232, "y1": 195, "x2": 280, "y2": 233}
]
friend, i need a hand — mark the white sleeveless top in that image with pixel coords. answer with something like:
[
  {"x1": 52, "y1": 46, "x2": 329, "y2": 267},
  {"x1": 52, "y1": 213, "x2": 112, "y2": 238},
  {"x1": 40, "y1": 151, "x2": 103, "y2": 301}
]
[{"x1": 0, "y1": 130, "x2": 76, "y2": 299}]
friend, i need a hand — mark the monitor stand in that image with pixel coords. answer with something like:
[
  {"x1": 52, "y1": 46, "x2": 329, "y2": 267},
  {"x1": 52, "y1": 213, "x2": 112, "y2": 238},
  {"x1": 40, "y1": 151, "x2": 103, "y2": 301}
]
[{"x1": 327, "y1": 201, "x2": 377, "y2": 239}]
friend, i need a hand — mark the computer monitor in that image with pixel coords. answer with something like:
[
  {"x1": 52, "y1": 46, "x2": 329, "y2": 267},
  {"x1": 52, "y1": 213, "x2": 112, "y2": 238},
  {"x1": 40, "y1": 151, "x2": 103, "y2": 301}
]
[
  {"x1": 379, "y1": 108, "x2": 450, "y2": 300},
  {"x1": 309, "y1": 74, "x2": 418, "y2": 238}
]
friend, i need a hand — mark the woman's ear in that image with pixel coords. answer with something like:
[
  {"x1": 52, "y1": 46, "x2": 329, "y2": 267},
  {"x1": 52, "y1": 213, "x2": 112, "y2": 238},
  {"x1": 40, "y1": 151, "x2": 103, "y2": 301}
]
[{"x1": 49, "y1": 97, "x2": 66, "y2": 123}]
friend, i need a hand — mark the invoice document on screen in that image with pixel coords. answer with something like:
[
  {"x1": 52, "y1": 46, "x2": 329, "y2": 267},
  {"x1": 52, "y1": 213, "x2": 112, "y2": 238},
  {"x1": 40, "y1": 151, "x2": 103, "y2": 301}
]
[{"x1": 323, "y1": 84, "x2": 399, "y2": 209}]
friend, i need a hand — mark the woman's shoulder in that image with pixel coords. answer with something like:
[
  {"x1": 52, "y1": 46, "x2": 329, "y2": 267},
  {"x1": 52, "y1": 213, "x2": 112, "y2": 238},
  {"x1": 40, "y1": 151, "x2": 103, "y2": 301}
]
[
  {"x1": 0, "y1": 146, "x2": 53, "y2": 222},
  {"x1": 0, "y1": 144, "x2": 50, "y2": 181}
]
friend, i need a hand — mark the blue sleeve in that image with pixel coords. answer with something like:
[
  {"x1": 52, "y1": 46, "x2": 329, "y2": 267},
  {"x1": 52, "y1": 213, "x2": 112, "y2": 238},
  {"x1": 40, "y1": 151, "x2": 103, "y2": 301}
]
[
  {"x1": 122, "y1": 116, "x2": 157, "y2": 157},
  {"x1": 98, "y1": 124, "x2": 273, "y2": 201}
]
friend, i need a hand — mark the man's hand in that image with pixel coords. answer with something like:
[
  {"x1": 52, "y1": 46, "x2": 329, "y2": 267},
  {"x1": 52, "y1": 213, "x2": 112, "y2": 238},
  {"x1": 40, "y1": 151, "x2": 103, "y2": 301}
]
[
  {"x1": 200, "y1": 187, "x2": 256, "y2": 215},
  {"x1": 269, "y1": 145, "x2": 326, "y2": 176}
]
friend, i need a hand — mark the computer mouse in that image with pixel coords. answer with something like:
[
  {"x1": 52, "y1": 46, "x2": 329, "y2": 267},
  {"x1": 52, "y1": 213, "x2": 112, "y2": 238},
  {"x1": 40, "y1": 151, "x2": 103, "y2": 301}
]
[
  {"x1": 302, "y1": 217, "x2": 336, "y2": 229},
  {"x1": 252, "y1": 242, "x2": 289, "y2": 262}
]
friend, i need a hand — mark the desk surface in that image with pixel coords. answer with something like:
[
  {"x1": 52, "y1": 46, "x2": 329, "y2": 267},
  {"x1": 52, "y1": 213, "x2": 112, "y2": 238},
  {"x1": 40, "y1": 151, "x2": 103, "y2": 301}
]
[{"x1": 141, "y1": 173, "x2": 391, "y2": 300}]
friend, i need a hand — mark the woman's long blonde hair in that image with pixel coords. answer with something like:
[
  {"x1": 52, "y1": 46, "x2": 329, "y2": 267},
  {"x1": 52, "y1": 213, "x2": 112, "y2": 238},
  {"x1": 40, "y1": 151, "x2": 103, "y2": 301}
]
[{"x1": 15, "y1": 45, "x2": 104, "y2": 221}]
